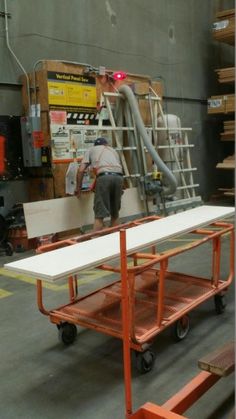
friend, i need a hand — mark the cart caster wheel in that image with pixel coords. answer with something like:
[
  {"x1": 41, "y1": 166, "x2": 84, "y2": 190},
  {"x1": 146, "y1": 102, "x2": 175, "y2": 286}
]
[
  {"x1": 5, "y1": 242, "x2": 13, "y2": 256},
  {"x1": 172, "y1": 315, "x2": 190, "y2": 342},
  {"x1": 214, "y1": 294, "x2": 226, "y2": 315},
  {"x1": 135, "y1": 350, "x2": 155, "y2": 374},
  {"x1": 58, "y1": 322, "x2": 77, "y2": 345}
]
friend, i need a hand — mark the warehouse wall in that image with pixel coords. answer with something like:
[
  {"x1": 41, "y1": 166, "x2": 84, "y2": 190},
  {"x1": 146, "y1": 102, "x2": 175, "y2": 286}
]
[{"x1": 0, "y1": 0, "x2": 234, "y2": 211}]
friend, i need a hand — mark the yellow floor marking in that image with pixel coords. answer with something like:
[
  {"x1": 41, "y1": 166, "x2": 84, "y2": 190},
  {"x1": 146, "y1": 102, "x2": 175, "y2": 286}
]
[
  {"x1": 0, "y1": 268, "x2": 37, "y2": 285},
  {"x1": 72, "y1": 269, "x2": 114, "y2": 287},
  {"x1": 0, "y1": 267, "x2": 114, "y2": 291},
  {"x1": 0, "y1": 288, "x2": 12, "y2": 299}
]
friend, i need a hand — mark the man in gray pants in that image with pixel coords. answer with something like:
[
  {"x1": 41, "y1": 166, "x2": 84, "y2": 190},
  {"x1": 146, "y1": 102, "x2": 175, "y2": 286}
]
[{"x1": 76, "y1": 137, "x2": 124, "y2": 231}]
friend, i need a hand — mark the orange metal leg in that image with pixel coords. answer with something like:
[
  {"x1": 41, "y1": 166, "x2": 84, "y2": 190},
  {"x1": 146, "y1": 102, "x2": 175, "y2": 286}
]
[
  {"x1": 212, "y1": 237, "x2": 221, "y2": 287},
  {"x1": 120, "y1": 229, "x2": 133, "y2": 418},
  {"x1": 68, "y1": 275, "x2": 76, "y2": 301},
  {"x1": 36, "y1": 280, "x2": 50, "y2": 315},
  {"x1": 157, "y1": 259, "x2": 167, "y2": 327},
  {"x1": 230, "y1": 230, "x2": 235, "y2": 277}
]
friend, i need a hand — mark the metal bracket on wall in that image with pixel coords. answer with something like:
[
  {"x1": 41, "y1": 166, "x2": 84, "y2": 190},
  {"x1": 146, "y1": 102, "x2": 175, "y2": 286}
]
[{"x1": 0, "y1": 11, "x2": 11, "y2": 18}]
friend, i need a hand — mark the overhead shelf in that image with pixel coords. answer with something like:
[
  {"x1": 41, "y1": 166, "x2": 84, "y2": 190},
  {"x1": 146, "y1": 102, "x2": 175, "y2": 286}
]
[{"x1": 212, "y1": 9, "x2": 235, "y2": 45}]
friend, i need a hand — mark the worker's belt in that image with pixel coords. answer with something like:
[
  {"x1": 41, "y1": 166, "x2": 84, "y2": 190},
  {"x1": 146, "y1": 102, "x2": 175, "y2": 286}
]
[{"x1": 97, "y1": 172, "x2": 123, "y2": 177}]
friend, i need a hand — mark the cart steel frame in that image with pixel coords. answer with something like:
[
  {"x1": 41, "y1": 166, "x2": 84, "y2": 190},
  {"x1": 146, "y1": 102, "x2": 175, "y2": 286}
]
[{"x1": 36, "y1": 218, "x2": 234, "y2": 365}]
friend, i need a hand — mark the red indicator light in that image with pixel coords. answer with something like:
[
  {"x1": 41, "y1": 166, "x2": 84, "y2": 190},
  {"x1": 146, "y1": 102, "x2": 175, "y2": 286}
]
[{"x1": 112, "y1": 71, "x2": 127, "y2": 81}]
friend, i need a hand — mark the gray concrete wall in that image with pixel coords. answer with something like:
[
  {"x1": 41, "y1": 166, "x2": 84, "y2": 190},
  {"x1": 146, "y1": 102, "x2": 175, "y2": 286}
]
[{"x1": 0, "y1": 0, "x2": 234, "y2": 209}]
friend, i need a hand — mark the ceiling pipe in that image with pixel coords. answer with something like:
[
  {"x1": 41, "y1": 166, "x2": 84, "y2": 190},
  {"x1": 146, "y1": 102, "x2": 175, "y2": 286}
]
[{"x1": 3, "y1": 0, "x2": 31, "y2": 114}]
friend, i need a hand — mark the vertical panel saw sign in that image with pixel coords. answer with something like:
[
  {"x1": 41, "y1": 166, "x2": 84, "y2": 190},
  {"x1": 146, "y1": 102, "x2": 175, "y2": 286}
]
[{"x1": 47, "y1": 71, "x2": 101, "y2": 163}]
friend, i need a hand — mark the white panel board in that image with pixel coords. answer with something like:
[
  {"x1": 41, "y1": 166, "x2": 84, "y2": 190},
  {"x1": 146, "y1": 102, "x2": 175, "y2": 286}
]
[
  {"x1": 24, "y1": 187, "x2": 145, "y2": 239},
  {"x1": 24, "y1": 195, "x2": 93, "y2": 239},
  {"x1": 5, "y1": 206, "x2": 234, "y2": 282}
]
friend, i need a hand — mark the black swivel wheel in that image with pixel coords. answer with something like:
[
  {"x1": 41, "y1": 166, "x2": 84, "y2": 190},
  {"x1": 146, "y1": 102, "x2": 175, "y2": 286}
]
[
  {"x1": 214, "y1": 294, "x2": 226, "y2": 315},
  {"x1": 5, "y1": 242, "x2": 13, "y2": 256},
  {"x1": 135, "y1": 350, "x2": 155, "y2": 374},
  {"x1": 58, "y1": 322, "x2": 77, "y2": 345}
]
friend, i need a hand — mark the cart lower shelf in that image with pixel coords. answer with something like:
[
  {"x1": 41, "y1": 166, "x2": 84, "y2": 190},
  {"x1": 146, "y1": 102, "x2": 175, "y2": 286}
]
[{"x1": 49, "y1": 269, "x2": 227, "y2": 347}]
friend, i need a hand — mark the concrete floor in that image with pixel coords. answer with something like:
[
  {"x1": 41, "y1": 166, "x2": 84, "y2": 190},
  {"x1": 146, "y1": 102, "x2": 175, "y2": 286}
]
[{"x1": 0, "y1": 223, "x2": 234, "y2": 419}]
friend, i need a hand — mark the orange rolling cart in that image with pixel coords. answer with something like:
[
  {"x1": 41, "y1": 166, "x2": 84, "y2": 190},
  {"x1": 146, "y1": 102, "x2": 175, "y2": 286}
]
[{"x1": 36, "y1": 217, "x2": 234, "y2": 378}]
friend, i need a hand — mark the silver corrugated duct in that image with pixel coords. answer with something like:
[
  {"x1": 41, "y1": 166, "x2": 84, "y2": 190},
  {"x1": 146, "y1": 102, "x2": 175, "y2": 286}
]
[{"x1": 118, "y1": 84, "x2": 177, "y2": 196}]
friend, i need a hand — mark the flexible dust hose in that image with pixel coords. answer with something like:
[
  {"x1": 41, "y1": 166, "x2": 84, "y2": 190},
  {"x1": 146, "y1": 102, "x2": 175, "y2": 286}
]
[{"x1": 118, "y1": 84, "x2": 177, "y2": 196}]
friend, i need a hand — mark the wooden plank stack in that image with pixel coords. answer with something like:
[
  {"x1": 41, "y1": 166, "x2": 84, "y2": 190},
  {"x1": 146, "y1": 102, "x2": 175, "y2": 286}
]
[
  {"x1": 210, "y1": 9, "x2": 235, "y2": 200},
  {"x1": 212, "y1": 9, "x2": 235, "y2": 45},
  {"x1": 216, "y1": 154, "x2": 235, "y2": 169},
  {"x1": 220, "y1": 120, "x2": 235, "y2": 141},
  {"x1": 208, "y1": 94, "x2": 235, "y2": 114},
  {"x1": 218, "y1": 188, "x2": 235, "y2": 197},
  {"x1": 216, "y1": 154, "x2": 235, "y2": 197},
  {"x1": 215, "y1": 67, "x2": 235, "y2": 83}
]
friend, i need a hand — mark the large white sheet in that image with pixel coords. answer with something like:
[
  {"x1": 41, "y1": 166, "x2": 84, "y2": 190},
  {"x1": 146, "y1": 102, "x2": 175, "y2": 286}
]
[{"x1": 4, "y1": 205, "x2": 234, "y2": 282}]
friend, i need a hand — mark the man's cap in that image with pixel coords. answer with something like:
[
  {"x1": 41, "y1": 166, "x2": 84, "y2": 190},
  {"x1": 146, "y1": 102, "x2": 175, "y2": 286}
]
[{"x1": 94, "y1": 137, "x2": 108, "y2": 146}]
